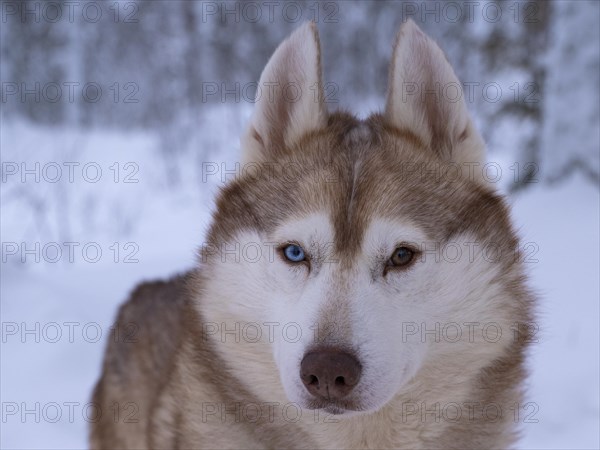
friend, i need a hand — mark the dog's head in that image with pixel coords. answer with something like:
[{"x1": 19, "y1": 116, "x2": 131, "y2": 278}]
[{"x1": 199, "y1": 21, "x2": 528, "y2": 416}]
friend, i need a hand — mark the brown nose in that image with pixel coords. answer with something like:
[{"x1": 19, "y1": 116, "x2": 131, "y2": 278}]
[{"x1": 300, "y1": 349, "x2": 362, "y2": 400}]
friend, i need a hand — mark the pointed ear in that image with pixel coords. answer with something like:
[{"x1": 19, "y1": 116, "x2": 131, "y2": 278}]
[
  {"x1": 385, "y1": 20, "x2": 486, "y2": 176},
  {"x1": 241, "y1": 22, "x2": 328, "y2": 165}
]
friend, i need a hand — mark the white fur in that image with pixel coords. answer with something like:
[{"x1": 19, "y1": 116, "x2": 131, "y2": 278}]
[{"x1": 200, "y1": 213, "x2": 516, "y2": 419}]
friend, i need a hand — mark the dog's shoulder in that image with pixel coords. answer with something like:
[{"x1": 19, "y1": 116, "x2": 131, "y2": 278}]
[
  {"x1": 120, "y1": 271, "x2": 192, "y2": 319},
  {"x1": 107, "y1": 270, "x2": 196, "y2": 374},
  {"x1": 90, "y1": 270, "x2": 200, "y2": 448}
]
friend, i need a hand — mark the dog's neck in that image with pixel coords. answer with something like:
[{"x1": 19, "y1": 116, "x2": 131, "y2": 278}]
[{"x1": 295, "y1": 361, "x2": 522, "y2": 449}]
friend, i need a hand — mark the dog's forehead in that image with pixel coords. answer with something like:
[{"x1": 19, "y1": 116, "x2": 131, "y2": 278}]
[
  {"x1": 284, "y1": 116, "x2": 459, "y2": 252},
  {"x1": 272, "y1": 213, "x2": 428, "y2": 252},
  {"x1": 263, "y1": 123, "x2": 452, "y2": 255},
  {"x1": 211, "y1": 113, "x2": 506, "y2": 254}
]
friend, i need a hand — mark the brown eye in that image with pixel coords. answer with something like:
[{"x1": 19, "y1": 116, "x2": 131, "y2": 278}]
[{"x1": 389, "y1": 246, "x2": 415, "y2": 268}]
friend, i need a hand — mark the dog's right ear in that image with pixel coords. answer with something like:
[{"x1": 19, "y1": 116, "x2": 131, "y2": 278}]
[
  {"x1": 385, "y1": 20, "x2": 486, "y2": 178},
  {"x1": 241, "y1": 22, "x2": 328, "y2": 165}
]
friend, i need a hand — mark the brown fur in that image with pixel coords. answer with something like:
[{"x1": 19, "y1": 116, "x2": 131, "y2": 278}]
[{"x1": 91, "y1": 21, "x2": 534, "y2": 449}]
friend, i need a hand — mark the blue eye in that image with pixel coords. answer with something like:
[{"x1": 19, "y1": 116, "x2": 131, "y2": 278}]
[{"x1": 283, "y1": 244, "x2": 306, "y2": 262}]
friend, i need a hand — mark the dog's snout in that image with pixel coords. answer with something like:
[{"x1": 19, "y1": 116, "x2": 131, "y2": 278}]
[{"x1": 300, "y1": 349, "x2": 361, "y2": 400}]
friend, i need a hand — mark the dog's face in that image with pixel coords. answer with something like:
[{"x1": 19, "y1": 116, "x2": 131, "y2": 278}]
[{"x1": 199, "y1": 21, "x2": 523, "y2": 416}]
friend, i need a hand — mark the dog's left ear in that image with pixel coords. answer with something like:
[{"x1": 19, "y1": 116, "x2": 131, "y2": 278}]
[
  {"x1": 241, "y1": 22, "x2": 328, "y2": 165},
  {"x1": 385, "y1": 20, "x2": 486, "y2": 175}
]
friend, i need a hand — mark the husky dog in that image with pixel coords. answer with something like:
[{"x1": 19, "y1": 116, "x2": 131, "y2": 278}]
[{"x1": 91, "y1": 20, "x2": 534, "y2": 449}]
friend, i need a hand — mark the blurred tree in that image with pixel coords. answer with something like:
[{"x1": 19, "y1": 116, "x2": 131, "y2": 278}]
[{"x1": 1, "y1": 0, "x2": 598, "y2": 189}]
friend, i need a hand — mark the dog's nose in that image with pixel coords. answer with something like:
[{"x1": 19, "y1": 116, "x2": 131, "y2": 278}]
[{"x1": 300, "y1": 349, "x2": 361, "y2": 400}]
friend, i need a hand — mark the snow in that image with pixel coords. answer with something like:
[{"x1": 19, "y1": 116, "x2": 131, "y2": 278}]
[
  {"x1": 512, "y1": 173, "x2": 600, "y2": 449},
  {"x1": 1, "y1": 122, "x2": 599, "y2": 448}
]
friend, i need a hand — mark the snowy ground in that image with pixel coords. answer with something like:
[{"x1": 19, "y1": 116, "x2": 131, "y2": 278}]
[{"x1": 1, "y1": 122, "x2": 598, "y2": 448}]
